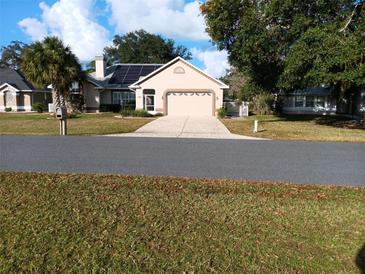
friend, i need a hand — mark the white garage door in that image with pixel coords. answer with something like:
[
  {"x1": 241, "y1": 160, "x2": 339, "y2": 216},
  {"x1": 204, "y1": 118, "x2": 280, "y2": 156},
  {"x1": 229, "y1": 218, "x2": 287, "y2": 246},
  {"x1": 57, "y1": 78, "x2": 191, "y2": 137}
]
[{"x1": 167, "y1": 92, "x2": 213, "y2": 116}]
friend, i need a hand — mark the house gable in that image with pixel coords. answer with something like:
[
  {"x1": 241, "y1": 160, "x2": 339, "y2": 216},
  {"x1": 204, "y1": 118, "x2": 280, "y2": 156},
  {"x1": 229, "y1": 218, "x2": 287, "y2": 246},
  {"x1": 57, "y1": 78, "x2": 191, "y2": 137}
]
[
  {"x1": 129, "y1": 57, "x2": 229, "y2": 89},
  {"x1": 0, "y1": 68, "x2": 35, "y2": 91},
  {"x1": 0, "y1": 83, "x2": 20, "y2": 93}
]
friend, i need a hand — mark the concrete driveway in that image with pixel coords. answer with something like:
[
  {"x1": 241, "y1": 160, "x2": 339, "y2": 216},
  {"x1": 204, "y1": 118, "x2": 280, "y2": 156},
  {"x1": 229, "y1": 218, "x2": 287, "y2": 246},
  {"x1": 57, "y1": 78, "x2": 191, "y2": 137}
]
[{"x1": 110, "y1": 116, "x2": 263, "y2": 139}]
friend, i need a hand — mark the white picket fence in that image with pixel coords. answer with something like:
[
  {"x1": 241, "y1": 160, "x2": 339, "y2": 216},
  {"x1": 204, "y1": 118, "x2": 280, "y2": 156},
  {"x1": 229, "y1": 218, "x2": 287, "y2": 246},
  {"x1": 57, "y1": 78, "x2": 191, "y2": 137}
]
[{"x1": 224, "y1": 101, "x2": 249, "y2": 117}]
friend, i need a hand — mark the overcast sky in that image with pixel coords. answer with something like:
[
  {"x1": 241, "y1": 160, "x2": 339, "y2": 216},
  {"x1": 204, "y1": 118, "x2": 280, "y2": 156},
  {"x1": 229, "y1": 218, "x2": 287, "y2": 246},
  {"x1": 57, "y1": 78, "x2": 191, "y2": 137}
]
[{"x1": 0, "y1": 0, "x2": 230, "y2": 78}]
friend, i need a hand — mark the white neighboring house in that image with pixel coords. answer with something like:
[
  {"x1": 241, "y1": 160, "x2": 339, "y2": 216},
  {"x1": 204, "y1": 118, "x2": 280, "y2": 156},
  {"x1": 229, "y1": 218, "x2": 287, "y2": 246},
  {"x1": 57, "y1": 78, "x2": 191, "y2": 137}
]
[
  {"x1": 279, "y1": 87, "x2": 365, "y2": 118},
  {"x1": 82, "y1": 56, "x2": 229, "y2": 116},
  {"x1": 0, "y1": 67, "x2": 52, "y2": 112}
]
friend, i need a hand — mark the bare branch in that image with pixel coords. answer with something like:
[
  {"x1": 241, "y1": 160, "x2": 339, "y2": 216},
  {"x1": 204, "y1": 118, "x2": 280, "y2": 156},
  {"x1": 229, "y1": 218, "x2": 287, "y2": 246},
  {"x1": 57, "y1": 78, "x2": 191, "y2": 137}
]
[{"x1": 339, "y1": 4, "x2": 358, "y2": 33}]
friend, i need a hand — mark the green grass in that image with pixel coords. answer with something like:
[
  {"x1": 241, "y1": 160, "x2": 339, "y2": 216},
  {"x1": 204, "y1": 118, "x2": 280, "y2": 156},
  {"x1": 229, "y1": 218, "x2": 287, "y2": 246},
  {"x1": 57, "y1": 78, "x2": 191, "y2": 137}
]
[
  {"x1": 222, "y1": 115, "x2": 365, "y2": 142},
  {"x1": 0, "y1": 113, "x2": 153, "y2": 135},
  {"x1": 1, "y1": 172, "x2": 364, "y2": 273}
]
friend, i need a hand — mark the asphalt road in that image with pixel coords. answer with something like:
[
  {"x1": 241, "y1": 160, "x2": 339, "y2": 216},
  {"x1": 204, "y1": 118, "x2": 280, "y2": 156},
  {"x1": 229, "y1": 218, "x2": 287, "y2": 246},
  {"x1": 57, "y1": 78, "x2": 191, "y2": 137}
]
[{"x1": 0, "y1": 135, "x2": 364, "y2": 186}]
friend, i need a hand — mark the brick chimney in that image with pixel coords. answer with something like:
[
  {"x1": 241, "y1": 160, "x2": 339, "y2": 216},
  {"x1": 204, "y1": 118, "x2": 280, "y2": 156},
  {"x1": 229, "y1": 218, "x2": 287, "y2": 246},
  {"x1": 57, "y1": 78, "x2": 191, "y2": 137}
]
[{"x1": 95, "y1": 56, "x2": 105, "y2": 79}]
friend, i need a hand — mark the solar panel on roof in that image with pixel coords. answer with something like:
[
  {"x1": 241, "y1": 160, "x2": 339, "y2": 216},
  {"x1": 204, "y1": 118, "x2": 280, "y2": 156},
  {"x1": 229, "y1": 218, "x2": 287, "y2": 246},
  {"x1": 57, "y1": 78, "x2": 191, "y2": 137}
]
[
  {"x1": 107, "y1": 64, "x2": 162, "y2": 86},
  {"x1": 141, "y1": 67, "x2": 154, "y2": 74},
  {"x1": 118, "y1": 66, "x2": 128, "y2": 72}
]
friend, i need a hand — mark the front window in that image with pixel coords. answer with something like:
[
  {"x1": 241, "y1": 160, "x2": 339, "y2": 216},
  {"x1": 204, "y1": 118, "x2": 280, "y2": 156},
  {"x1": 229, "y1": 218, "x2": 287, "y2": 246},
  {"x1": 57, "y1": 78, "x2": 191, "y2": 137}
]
[
  {"x1": 112, "y1": 92, "x2": 135, "y2": 105},
  {"x1": 112, "y1": 92, "x2": 122, "y2": 105},
  {"x1": 295, "y1": 96, "x2": 304, "y2": 107},
  {"x1": 305, "y1": 96, "x2": 315, "y2": 107},
  {"x1": 70, "y1": 82, "x2": 80, "y2": 94},
  {"x1": 144, "y1": 95, "x2": 155, "y2": 111},
  {"x1": 4, "y1": 91, "x2": 13, "y2": 106},
  {"x1": 316, "y1": 97, "x2": 325, "y2": 108}
]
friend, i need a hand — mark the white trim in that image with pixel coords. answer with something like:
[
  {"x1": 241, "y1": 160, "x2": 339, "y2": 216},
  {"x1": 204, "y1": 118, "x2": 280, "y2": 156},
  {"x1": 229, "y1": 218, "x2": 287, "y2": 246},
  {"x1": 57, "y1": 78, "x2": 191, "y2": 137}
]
[
  {"x1": 129, "y1": 57, "x2": 229, "y2": 89},
  {"x1": 0, "y1": 83, "x2": 20, "y2": 92}
]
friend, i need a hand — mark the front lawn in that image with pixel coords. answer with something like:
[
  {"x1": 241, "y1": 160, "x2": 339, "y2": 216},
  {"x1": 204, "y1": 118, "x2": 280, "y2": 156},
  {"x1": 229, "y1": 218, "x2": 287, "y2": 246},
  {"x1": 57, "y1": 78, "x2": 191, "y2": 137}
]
[
  {"x1": 1, "y1": 172, "x2": 364, "y2": 273},
  {"x1": 222, "y1": 115, "x2": 365, "y2": 142},
  {"x1": 0, "y1": 112, "x2": 153, "y2": 135}
]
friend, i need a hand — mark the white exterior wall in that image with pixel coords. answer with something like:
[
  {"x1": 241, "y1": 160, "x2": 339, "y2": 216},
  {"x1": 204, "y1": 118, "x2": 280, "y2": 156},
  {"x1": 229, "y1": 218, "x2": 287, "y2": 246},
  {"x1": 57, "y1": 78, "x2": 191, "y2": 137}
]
[
  {"x1": 24, "y1": 93, "x2": 32, "y2": 110},
  {"x1": 281, "y1": 95, "x2": 337, "y2": 115},
  {"x1": 134, "y1": 60, "x2": 224, "y2": 116},
  {"x1": 0, "y1": 91, "x2": 33, "y2": 112}
]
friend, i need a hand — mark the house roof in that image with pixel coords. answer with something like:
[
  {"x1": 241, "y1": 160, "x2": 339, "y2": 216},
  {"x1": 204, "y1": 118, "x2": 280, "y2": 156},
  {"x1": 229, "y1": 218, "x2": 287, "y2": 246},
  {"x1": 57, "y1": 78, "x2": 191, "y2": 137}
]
[
  {"x1": 129, "y1": 57, "x2": 229, "y2": 89},
  {"x1": 0, "y1": 67, "x2": 35, "y2": 91},
  {"x1": 87, "y1": 64, "x2": 163, "y2": 89},
  {"x1": 292, "y1": 87, "x2": 332, "y2": 96}
]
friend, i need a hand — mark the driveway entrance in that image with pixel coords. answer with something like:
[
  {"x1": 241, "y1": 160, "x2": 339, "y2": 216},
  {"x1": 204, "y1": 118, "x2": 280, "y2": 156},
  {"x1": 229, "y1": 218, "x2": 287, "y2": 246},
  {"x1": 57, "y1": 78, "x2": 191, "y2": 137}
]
[{"x1": 111, "y1": 116, "x2": 264, "y2": 139}]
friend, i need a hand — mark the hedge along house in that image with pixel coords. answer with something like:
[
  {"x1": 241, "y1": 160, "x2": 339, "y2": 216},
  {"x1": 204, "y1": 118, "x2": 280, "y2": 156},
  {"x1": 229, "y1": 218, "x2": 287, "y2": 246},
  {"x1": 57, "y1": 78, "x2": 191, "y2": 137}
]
[
  {"x1": 0, "y1": 67, "x2": 52, "y2": 112},
  {"x1": 83, "y1": 56, "x2": 228, "y2": 115}
]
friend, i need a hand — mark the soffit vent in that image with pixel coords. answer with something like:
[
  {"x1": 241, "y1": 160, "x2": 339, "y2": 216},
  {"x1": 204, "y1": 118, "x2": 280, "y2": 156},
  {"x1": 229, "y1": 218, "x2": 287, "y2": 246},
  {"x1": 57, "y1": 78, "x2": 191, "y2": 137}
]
[{"x1": 173, "y1": 66, "x2": 185, "y2": 74}]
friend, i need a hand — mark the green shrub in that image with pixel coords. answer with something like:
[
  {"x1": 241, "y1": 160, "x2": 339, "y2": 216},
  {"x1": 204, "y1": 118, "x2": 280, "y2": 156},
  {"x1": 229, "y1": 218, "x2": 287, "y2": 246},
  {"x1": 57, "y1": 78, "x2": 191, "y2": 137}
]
[
  {"x1": 218, "y1": 107, "x2": 227, "y2": 118},
  {"x1": 134, "y1": 109, "x2": 153, "y2": 117},
  {"x1": 120, "y1": 109, "x2": 133, "y2": 117},
  {"x1": 253, "y1": 93, "x2": 274, "y2": 115},
  {"x1": 32, "y1": 103, "x2": 46, "y2": 113},
  {"x1": 67, "y1": 94, "x2": 84, "y2": 112},
  {"x1": 121, "y1": 109, "x2": 153, "y2": 117},
  {"x1": 67, "y1": 112, "x2": 79, "y2": 119},
  {"x1": 4, "y1": 107, "x2": 12, "y2": 112}
]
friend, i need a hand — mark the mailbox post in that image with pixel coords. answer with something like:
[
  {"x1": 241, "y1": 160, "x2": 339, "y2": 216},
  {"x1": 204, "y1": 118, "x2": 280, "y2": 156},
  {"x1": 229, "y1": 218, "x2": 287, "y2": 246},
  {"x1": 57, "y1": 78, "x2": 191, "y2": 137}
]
[
  {"x1": 56, "y1": 107, "x2": 67, "y2": 135},
  {"x1": 253, "y1": 120, "x2": 259, "y2": 133}
]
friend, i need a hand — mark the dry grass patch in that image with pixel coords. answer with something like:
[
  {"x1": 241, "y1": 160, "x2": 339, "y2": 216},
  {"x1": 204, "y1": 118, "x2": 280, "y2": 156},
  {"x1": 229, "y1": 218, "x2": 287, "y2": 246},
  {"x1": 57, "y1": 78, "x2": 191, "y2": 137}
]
[
  {"x1": 0, "y1": 113, "x2": 152, "y2": 135},
  {"x1": 222, "y1": 115, "x2": 365, "y2": 142},
  {"x1": 1, "y1": 172, "x2": 364, "y2": 273}
]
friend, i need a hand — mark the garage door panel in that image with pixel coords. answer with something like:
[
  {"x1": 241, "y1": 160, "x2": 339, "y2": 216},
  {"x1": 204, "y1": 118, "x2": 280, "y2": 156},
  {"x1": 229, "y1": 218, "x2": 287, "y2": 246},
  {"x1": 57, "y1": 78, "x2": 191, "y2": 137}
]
[{"x1": 167, "y1": 92, "x2": 213, "y2": 116}]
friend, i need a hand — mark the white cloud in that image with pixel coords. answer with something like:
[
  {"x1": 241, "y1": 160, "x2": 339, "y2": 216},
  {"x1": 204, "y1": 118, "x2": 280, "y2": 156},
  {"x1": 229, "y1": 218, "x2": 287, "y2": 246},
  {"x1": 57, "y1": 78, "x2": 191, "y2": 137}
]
[
  {"x1": 106, "y1": 0, "x2": 209, "y2": 40},
  {"x1": 18, "y1": 0, "x2": 110, "y2": 62},
  {"x1": 192, "y1": 48, "x2": 230, "y2": 78},
  {"x1": 18, "y1": 18, "x2": 47, "y2": 41}
]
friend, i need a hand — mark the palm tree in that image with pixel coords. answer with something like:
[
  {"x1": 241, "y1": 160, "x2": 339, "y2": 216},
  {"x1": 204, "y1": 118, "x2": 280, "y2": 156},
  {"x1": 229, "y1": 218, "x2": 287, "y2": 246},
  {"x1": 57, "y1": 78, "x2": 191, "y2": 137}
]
[{"x1": 21, "y1": 36, "x2": 81, "y2": 110}]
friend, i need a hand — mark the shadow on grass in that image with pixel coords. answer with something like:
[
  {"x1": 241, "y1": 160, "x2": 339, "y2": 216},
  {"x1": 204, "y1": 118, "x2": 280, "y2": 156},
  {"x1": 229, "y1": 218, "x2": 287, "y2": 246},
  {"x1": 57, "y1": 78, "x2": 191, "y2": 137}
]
[
  {"x1": 270, "y1": 114, "x2": 365, "y2": 129},
  {"x1": 314, "y1": 116, "x2": 364, "y2": 129},
  {"x1": 356, "y1": 243, "x2": 365, "y2": 274},
  {"x1": 276, "y1": 114, "x2": 321, "y2": 121},
  {"x1": 253, "y1": 115, "x2": 322, "y2": 123}
]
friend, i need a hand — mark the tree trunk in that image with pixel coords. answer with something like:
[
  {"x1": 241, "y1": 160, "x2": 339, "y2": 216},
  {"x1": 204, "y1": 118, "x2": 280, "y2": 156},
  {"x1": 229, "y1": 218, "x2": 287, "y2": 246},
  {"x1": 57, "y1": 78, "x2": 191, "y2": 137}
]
[
  {"x1": 53, "y1": 89, "x2": 68, "y2": 135},
  {"x1": 52, "y1": 89, "x2": 66, "y2": 112}
]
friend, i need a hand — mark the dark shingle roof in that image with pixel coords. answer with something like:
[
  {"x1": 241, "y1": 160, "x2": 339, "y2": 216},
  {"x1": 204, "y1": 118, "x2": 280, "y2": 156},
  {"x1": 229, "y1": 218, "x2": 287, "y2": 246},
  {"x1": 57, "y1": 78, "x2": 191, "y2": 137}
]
[
  {"x1": 88, "y1": 64, "x2": 163, "y2": 89},
  {"x1": 293, "y1": 87, "x2": 332, "y2": 96},
  {"x1": 0, "y1": 67, "x2": 35, "y2": 90}
]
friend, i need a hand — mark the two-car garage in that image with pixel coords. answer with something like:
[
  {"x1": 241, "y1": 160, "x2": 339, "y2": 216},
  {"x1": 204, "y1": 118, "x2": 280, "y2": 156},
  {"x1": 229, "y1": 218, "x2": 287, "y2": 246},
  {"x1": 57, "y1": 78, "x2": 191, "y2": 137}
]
[{"x1": 166, "y1": 91, "x2": 214, "y2": 116}]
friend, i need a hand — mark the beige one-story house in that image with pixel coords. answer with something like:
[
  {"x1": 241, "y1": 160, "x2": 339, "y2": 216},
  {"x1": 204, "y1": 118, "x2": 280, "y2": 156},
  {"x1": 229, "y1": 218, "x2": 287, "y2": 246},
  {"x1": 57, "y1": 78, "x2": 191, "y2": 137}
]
[
  {"x1": 83, "y1": 56, "x2": 228, "y2": 116},
  {"x1": 0, "y1": 67, "x2": 52, "y2": 112}
]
